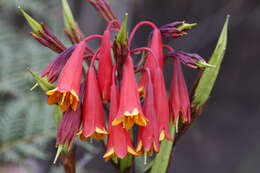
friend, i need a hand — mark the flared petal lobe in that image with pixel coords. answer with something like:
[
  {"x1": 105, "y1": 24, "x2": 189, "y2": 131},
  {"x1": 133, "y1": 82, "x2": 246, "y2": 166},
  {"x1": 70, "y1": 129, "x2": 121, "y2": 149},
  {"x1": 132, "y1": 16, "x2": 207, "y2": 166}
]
[
  {"x1": 97, "y1": 30, "x2": 113, "y2": 102},
  {"x1": 112, "y1": 56, "x2": 147, "y2": 129},
  {"x1": 170, "y1": 58, "x2": 191, "y2": 123},
  {"x1": 81, "y1": 66, "x2": 107, "y2": 140},
  {"x1": 104, "y1": 79, "x2": 138, "y2": 160},
  {"x1": 46, "y1": 41, "x2": 85, "y2": 111}
]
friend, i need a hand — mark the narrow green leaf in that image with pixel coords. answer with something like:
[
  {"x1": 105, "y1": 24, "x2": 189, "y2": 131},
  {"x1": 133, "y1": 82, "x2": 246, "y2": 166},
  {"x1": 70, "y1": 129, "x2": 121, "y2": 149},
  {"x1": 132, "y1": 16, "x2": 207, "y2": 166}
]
[
  {"x1": 116, "y1": 13, "x2": 128, "y2": 45},
  {"x1": 61, "y1": 0, "x2": 76, "y2": 32},
  {"x1": 27, "y1": 68, "x2": 55, "y2": 92},
  {"x1": 18, "y1": 7, "x2": 44, "y2": 35},
  {"x1": 192, "y1": 15, "x2": 229, "y2": 108},
  {"x1": 150, "y1": 124, "x2": 175, "y2": 173}
]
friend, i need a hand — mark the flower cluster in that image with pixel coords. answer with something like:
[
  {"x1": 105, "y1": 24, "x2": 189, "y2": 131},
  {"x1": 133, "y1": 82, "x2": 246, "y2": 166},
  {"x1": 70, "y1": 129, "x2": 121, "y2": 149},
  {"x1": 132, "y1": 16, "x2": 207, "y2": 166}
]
[{"x1": 23, "y1": 0, "x2": 208, "y2": 161}]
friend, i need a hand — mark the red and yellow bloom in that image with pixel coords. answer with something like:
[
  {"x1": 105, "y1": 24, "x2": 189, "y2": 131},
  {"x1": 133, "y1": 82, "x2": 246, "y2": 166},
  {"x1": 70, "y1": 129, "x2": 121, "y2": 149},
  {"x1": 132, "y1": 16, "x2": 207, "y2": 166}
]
[
  {"x1": 46, "y1": 41, "x2": 85, "y2": 111},
  {"x1": 81, "y1": 63, "x2": 108, "y2": 139},
  {"x1": 112, "y1": 55, "x2": 147, "y2": 129},
  {"x1": 104, "y1": 73, "x2": 138, "y2": 160},
  {"x1": 137, "y1": 69, "x2": 160, "y2": 154}
]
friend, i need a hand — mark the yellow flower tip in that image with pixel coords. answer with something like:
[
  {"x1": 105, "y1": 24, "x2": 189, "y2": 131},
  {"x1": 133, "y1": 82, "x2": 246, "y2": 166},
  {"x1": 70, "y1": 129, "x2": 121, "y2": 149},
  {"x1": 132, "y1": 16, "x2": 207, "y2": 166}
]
[
  {"x1": 159, "y1": 130, "x2": 166, "y2": 141},
  {"x1": 136, "y1": 141, "x2": 143, "y2": 153},
  {"x1": 112, "y1": 110, "x2": 147, "y2": 129},
  {"x1": 76, "y1": 130, "x2": 83, "y2": 136},
  {"x1": 127, "y1": 146, "x2": 139, "y2": 156},
  {"x1": 112, "y1": 118, "x2": 121, "y2": 126},
  {"x1": 95, "y1": 127, "x2": 108, "y2": 135},
  {"x1": 103, "y1": 148, "x2": 114, "y2": 161},
  {"x1": 46, "y1": 89, "x2": 80, "y2": 112},
  {"x1": 135, "y1": 114, "x2": 147, "y2": 127}
]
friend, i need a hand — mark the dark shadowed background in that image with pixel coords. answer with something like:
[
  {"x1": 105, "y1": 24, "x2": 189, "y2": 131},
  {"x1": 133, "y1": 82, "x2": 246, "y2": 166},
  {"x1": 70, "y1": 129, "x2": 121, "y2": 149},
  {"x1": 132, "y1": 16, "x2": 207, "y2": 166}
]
[{"x1": 0, "y1": 0, "x2": 259, "y2": 173}]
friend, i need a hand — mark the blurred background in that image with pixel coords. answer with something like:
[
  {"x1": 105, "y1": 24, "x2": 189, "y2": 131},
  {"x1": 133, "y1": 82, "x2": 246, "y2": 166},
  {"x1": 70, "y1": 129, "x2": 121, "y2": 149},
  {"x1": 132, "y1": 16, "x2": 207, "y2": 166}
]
[{"x1": 0, "y1": 0, "x2": 259, "y2": 173}]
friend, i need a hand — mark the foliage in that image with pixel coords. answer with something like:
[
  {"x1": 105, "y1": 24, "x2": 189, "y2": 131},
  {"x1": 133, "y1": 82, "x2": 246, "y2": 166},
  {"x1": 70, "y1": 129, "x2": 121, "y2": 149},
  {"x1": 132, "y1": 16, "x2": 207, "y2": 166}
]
[{"x1": 0, "y1": 0, "x2": 97, "y2": 172}]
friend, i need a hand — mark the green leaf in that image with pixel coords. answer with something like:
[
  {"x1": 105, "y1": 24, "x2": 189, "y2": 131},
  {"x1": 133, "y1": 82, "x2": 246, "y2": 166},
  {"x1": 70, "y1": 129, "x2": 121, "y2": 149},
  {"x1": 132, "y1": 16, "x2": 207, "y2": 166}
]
[
  {"x1": 27, "y1": 68, "x2": 55, "y2": 92},
  {"x1": 192, "y1": 15, "x2": 229, "y2": 108},
  {"x1": 18, "y1": 7, "x2": 44, "y2": 35},
  {"x1": 61, "y1": 0, "x2": 76, "y2": 32},
  {"x1": 116, "y1": 13, "x2": 128, "y2": 45},
  {"x1": 150, "y1": 124, "x2": 175, "y2": 173}
]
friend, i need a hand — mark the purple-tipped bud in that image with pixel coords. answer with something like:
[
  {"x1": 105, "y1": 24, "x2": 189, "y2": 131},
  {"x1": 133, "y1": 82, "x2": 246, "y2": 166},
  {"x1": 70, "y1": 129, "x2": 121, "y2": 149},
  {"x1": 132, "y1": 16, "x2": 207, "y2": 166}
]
[
  {"x1": 159, "y1": 21, "x2": 186, "y2": 38},
  {"x1": 167, "y1": 50, "x2": 205, "y2": 69}
]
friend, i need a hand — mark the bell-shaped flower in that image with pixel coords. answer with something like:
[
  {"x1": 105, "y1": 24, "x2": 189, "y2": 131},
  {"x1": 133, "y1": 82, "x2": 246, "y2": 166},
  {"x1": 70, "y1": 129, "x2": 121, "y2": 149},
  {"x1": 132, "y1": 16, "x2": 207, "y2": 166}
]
[
  {"x1": 41, "y1": 45, "x2": 75, "y2": 83},
  {"x1": 97, "y1": 29, "x2": 113, "y2": 102},
  {"x1": 103, "y1": 72, "x2": 138, "y2": 160},
  {"x1": 46, "y1": 41, "x2": 85, "y2": 111},
  {"x1": 112, "y1": 56, "x2": 147, "y2": 129},
  {"x1": 153, "y1": 68, "x2": 172, "y2": 141},
  {"x1": 81, "y1": 65, "x2": 108, "y2": 140},
  {"x1": 138, "y1": 28, "x2": 164, "y2": 97},
  {"x1": 169, "y1": 58, "x2": 191, "y2": 123},
  {"x1": 137, "y1": 69, "x2": 160, "y2": 154}
]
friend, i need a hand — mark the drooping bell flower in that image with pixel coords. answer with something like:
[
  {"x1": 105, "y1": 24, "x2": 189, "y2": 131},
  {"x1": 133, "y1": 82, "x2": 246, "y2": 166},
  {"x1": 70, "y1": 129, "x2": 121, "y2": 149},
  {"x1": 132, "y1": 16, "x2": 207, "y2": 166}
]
[
  {"x1": 103, "y1": 68, "x2": 138, "y2": 160},
  {"x1": 41, "y1": 45, "x2": 76, "y2": 83},
  {"x1": 81, "y1": 53, "x2": 108, "y2": 140},
  {"x1": 97, "y1": 29, "x2": 113, "y2": 102},
  {"x1": 149, "y1": 28, "x2": 165, "y2": 70},
  {"x1": 56, "y1": 105, "x2": 82, "y2": 149},
  {"x1": 153, "y1": 68, "x2": 172, "y2": 141},
  {"x1": 112, "y1": 55, "x2": 147, "y2": 129},
  {"x1": 138, "y1": 27, "x2": 164, "y2": 97},
  {"x1": 137, "y1": 69, "x2": 160, "y2": 154},
  {"x1": 169, "y1": 58, "x2": 191, "y2": 124},
  {"x1": 47, "y1": 41, "x2": 85, "y2": 111}
]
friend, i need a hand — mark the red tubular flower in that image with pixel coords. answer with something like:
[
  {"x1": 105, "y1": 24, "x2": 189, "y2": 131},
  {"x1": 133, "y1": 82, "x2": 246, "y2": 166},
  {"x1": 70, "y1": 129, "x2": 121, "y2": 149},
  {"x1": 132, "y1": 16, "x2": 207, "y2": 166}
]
[
  {"x1": 56, "y1": 105, "x2": 82, "y2": 149},
  {"x1": 81, "y1": 53, "x2": 108, "y2": 139},
  {"x1": 138, "y1": 27, "x2": 164, "y2": 97},
  {"x1": 149, "y1": 28, "x2": 165, "y2": 70},
  {"x1": 112, "y1": 55, "x2": 147, "y2": 129},
  {"x1": 137, "y1": 69, "x2": 160, "y2": 154},
  {"x1": 97, "y1": 29, "x2": 113, "y2": 102},
  {"x1": 169, "y1": 58, "x2": 191, "y2": 123},
  {"x1": 153, "y1": 68, "x2": 172, "y2": 141},
  {"x1": 46, "y1": 41, "x2": 85, "y2": 112},
  {"x1": 41, "y1": 45, "x2": 76, "y2": 83},
  {"x1": 103, "y1": 70, "x2": 138, "y2": 160}
]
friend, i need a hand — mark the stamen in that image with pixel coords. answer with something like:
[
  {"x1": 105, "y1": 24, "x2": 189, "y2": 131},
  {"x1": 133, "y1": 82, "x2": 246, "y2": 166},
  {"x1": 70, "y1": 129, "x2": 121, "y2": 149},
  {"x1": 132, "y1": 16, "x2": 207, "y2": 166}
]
[{"x1": 60, "y1": 92, "x2": 67, "y2": 105}]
